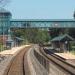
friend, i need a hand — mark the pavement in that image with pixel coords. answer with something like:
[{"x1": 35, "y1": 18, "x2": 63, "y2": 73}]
[
  {"x1": 55, "y1": 52, "x2": 75, "y2": 66},
  {"x1": 55, "y1": 52, "x2": 75, "y2": 60}
]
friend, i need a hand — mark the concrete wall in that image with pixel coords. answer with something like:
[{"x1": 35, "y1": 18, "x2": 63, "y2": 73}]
[{"x1": 34, "y1": 49, "x2": 71, "y2": 75}]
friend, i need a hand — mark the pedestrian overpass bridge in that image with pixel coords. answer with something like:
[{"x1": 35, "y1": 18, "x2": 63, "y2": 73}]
[{"x1": 10, "y1": 19, "x2": 75, "y2": 28}]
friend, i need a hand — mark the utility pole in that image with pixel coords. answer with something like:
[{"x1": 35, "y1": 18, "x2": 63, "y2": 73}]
[
  {"x1": 2, "y1": 21, "x2": 4, "y2": 50},
  {"x1": 73, "y1": 10, "x2": 75, "y2": 19}
]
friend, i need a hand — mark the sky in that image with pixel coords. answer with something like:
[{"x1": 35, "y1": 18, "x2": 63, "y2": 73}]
[{"x1": 5, "y1": 0, "x2": 75, "y2": 19}]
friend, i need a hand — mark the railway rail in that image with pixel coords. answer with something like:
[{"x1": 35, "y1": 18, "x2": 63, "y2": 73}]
[
  {"x1": 40, "y1": 47, "x2": 75, "y2": 75},
  {"x1": 5, "y1": 46, "x2": 31, "y2": 75}
]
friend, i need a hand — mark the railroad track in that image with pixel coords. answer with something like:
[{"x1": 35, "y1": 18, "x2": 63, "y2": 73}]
[
  {"x1": 6, "y1": 46, "x2": 31, "y2": 75},
  {"x1": 40, "y1": 47, "x2": 75, "y2": 75}
]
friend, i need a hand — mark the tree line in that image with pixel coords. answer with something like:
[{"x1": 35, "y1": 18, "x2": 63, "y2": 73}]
[
  {"x1": 11, "y1": 28, "x2": 50, "y2": 44},
  {"x1": 11, "y1": 28, "x2": 75, "y2": 44},
  {"x1": 49, "y1": 28, "x2": 75, "y2": 39}
]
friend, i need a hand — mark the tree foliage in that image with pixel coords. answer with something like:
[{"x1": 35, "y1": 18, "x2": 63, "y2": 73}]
[
  {"x1": 11, "y1": 27, "x2": 75, "y2": 44},
  {"x1": 12, "y1": 28, "x2": 50, "y2": 44},
  {"x1": 49, "y1": 28, "x2": 69, "y2": 38},
  {"x1": 68, "y1": 28, "x2": 75, "y2": 38}
]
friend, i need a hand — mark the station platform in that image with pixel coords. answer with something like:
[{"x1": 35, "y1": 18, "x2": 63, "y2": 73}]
[
  {"x1": 0, "y1": 45, "x2": 30, "y2": 75},
  {"x1": 55, "y1": 52, "x2": 75, "y2": 60},
  {"x1": 55, "y1": 52, "x2": 75, "y2": 66}
]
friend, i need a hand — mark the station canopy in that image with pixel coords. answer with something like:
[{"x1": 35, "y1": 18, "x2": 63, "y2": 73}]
[{"x1": 51, "y1": 34, "x2": 74, "y2": 42}]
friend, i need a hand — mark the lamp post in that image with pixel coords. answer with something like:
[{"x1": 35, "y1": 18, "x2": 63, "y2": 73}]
[{"x1": 2, "y1": 20, "x2": 4, "y2": 51}]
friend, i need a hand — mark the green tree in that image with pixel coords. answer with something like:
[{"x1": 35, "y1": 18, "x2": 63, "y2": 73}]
[
  {"x1": 49, "y1": 28, "x2": 69, "y2": 39},
  {"x1": 12, "y1": 28, "x2": 50, "y2": 44},
  {"x1": 68, "y1": 28, "x2": 75, "y2": 38}
]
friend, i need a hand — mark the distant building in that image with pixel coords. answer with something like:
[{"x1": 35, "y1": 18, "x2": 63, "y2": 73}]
[
  {"x1": 14, "y1": 37, "x2": 24, "y2": 46},
  {"x1": 0, "y1": 8, "x2": 12, "y2": 45},
  {"x1": 51, "y1": 34, "x2": 74, "y2": 52}
]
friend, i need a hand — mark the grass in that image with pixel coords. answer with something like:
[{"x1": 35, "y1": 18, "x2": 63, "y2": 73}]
[
  {"x1": 0, "y1": 44, "x2": 2, "y2": 51},
  {"x1": 0, "y1": 44, "x2": 5, "y2": 52},
  {"x1": 69, "y1": 46, "x2": 75, "y2": 55},
  {"x1": 70, "y1": 50, "x2": 75, "y2": 55}
]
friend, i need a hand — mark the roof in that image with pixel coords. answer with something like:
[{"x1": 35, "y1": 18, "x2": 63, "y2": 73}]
[
  {"x1": 15, "y1": 37, "x2": 24, "y2": 41},
  {"x1": 0, "y1": 8, "x2": 11, "y2": 15},
  {"x1": 6, "y1": 39, "x2": 13, "y2": 42},
  {"x1": 51, "y1": 34, "x2": 74, "y2": 42},
  {"x1": 11, "y1": 19, "x2": 75, "y2": 22}
]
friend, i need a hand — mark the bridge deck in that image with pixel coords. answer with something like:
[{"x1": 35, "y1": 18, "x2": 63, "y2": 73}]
[{"x1": 10, "y1": 19, "x2": 75, "y2": 28}]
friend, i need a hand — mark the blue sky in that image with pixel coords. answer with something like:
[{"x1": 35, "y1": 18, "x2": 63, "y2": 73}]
[{"x1": 5, "y1": 0, "x2": 75, "y2": 19}]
